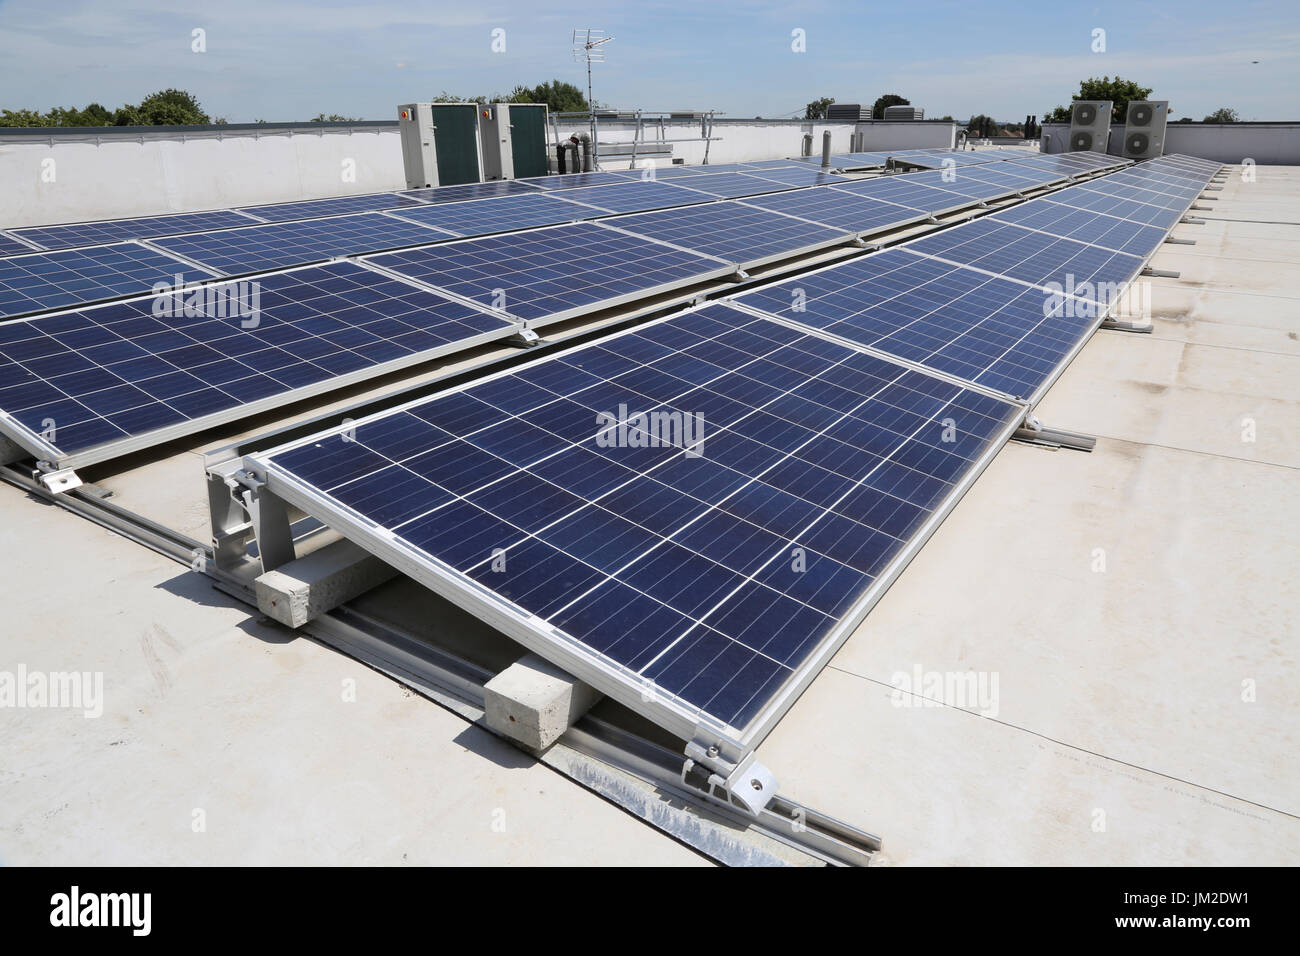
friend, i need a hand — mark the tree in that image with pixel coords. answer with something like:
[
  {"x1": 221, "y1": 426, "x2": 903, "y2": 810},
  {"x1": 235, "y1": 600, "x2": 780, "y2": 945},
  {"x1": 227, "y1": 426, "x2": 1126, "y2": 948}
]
[
  {"x1": 1, "y1": 89, "x2": 212, "y2": 127},
  {"x1": 310, "y1": 113, "x2": 362, "y2": 122},
  {"x1": 872, "y1": 94, "x2": 909, "y2": 119},
  {"x1": 1204, "y1": 107, "x2": 1239, "y2": 123},
  {"x1": 136, "y1": 88, "x2": 210, "y2": 125},
  {"x1": 507, "y1": 80, "x2": 590, "y2": 113},
  {"x1": 1045, "y1": 76, "x2": 1153, "y2": 123},
  {"x1": 935, "y1": 115, "x2": 955, "y2": 122},
  {"x1": 967, "y1": 114, "x2": 994, "y2": 135},
  {"x1": 804, "y1": 96, "x2": 835, "y2": 120}
]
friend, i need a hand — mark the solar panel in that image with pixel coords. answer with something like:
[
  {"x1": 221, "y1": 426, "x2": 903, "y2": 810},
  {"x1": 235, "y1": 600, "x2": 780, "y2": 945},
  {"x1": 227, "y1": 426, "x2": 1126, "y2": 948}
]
[
  {"x1": 522, "y1": 172, "x2": 631, "y2": 189},
  {"x1": 363, "y1": 221, "x2": 733, "y2": 326},
  {"x1": 1074, "y1": 179, "x2": 1189, "y2": 210},
  {"x1": 951, "y1": 165, "x2": 1063, "y2": 189},
  {"x1": 988, "y1": 200, "x2": 1169, "y2": 257},
  {"x1": 248, "y1": 303, "x2": 1023, "y2": 748},
  {"x1": 600, "y1": 201, "x2": 853, "y2": 267},
  {"x1": 399, "y1": 181, "x2": 543, "y2": 204},
  {"x1": 386, "y1": 193, "x2": 598, "y2": 237},
  {"x1": 732, "y1": 247, "x2": 1099, "y2": 400},
  {"x1": 740, "y1": 167, "x2": 854, "y2": 188},
  {"x1": 832, "y1": 176, "x2": 969, "y2": 212},
  {"x1": 0, "y1": 243, "x2": 216, "y2": 320},
  {"x1": 0, "y1": 262, "x2": 514, "y2": 466},
  {"x1": 10, "y1": 210, "x2": 261, "y2": 251},
  {"x1": 906, "y1": 169, "x2": 1021, "y2": 202},
  {"x1": 905, "y1": 218, "x2": 1144, "y2": 305},
  {"x1": 148, "y1": 213, "x2": 453, "y2": 276},
  {"x1": 0, "y1": 233, "x2": 40, "y2": 257},
  {"x1": 790, "y1": 153, "x2": 881, "y2": 168},
  {"x1": 671, "y1": 172, "x2": 799, "y2": 199},
  {"x1": 240, "y1": 193, "x2": 423, "y2": 222},
  {"x1": 739, "y1": 188, "x2": 925, "y2": 236},
  {"x1": 1047, "y1": 188, "x2": 1185, "y2": 228},
  {"x1": 495, "y1": 180, "x2": 714, "y2": 215}
]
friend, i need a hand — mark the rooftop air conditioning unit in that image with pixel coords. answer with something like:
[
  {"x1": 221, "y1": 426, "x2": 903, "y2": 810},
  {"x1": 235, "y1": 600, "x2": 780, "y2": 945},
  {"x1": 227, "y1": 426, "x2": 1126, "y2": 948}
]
[
  {"x1": 397, "y1": 103, "x2": 485, "y2": 188},
  {"x1": 882, "y1": 105, "x2": 924, "y2": 121},
  {"x1": 1122, "y1": 100, "x2": 1169, "y2": 160},
  {"x1": 1068, "y1": 100, "x2": 1112, "y2": 152},
  {"x1": 827, "y1": 104, "x2": 871, "y2": 122}
]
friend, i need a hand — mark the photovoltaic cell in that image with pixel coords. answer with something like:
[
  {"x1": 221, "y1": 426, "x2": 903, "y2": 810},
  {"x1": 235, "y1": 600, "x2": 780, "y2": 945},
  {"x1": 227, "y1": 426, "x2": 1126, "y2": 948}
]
[
  {"x1": 255, "y1": 303, "x2": 1022, "y2": 735},
  {"x1": 364, "y1": 222, "x2": 732, "y2": 324},
  {"x1": 10, "y1": 210, "x2": 260, "y2": 251},
  {"x1": 678, "y1": 172, "x2": 800, "y2": 198},
  {"x1": 240, "y1": 193, "x2": 423, "y2": 222},
  {"x1": 387, "y1": 193, "x2": 597, "y2": 237},
  {"x1": 741, "y1": 167, "x2": 854, "y2": 187},
  {"x1": 601, "y1": 201, "x2": 853, "y2": 266},
  {"x1": 833, "y1": 176, "x2": 968, "y2": 211},
  {"x1": 523, "y1": 172, "x2": 632, "y2": 190},
  {"x1": 0, "y1": 262, "x2": 513, "y2": 461},
  {"x1": 1048, "y1": 188, "x2": 1186, "y2": 228},
  {"x1": 0, "y1": 243, "x2": 216, "y2": 319},
  {"x1": 734, "y1": 247, "x2": 1099, "y2": 400},
  {"x1": 148, "y1": 213, "x2": 453, "y2": 276}
]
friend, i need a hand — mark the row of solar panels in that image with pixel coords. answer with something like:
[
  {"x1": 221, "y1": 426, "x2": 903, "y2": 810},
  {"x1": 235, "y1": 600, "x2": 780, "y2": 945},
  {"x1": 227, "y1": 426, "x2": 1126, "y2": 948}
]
[
  {"x1": 0, "y1": 151, "x2": 1136, "y2": 468},
  {"x1": 0, "y1": 150, "x2": 1129, "y2": 323},
  {"x1": 0, "y1": 148, "x2": 1034, "y2": 258},
  {"x1": 0, "y1": 162, "x2": 853, "y2": 257},
  {"x1": 241, "y1": 153, "x2": 1223, "y2": 752},
  {"x1": 790, "y1": 146, "x2": 1035, "y2": 171}
]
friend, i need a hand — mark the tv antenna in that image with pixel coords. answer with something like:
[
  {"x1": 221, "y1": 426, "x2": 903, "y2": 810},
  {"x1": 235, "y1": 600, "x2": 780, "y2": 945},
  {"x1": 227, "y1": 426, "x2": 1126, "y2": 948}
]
[{"x1": 572, "y1": 28, "x2": 614, "y2": 120}]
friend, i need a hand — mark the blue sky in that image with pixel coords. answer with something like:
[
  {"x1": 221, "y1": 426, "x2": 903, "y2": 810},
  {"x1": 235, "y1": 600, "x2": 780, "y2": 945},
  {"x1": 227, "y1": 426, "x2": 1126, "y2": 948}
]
[{"x1": 1, "y1": 0, "x2": 1297, "y2": 122}]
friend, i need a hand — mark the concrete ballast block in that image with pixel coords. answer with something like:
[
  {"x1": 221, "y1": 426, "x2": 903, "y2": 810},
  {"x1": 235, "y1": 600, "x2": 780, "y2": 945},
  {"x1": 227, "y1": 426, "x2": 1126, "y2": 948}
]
[
  {"x1": 254, "y1": 539, "x2": 397, "y2": 628},
  {"x1": 484, "y1": 653, "x2": 602, "y2": 755}
]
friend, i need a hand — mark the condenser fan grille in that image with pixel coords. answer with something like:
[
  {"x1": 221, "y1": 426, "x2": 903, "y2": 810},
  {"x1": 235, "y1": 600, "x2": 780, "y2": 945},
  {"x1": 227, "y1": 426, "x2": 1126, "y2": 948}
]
[{"x1": 1073, "y1": 103, "x2": 1098, "y2": 125}]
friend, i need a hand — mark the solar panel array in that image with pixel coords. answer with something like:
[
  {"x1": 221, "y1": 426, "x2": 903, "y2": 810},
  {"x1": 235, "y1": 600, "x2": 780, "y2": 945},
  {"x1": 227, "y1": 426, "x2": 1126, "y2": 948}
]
[
  {"x1": 253, "y1": 303, "x2": 1023, "y2": 737},
  {"x1": 733, "y1": 153, "x2": 1221, "y2": 403},
  {"x1": 10, "y1": 210, "x2": 263, "y2": 251}
]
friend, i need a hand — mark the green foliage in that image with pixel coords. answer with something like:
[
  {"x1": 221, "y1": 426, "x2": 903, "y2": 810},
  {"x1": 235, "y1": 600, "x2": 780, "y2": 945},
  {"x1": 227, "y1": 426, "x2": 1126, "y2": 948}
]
[
  {"x1": 803, "y1": 96, "x2": 835, "y2": 120},
  {"x1": 0, "y1": 89, "x2": 210, "y2": 127},
  {"x1": 967, "y1": 113, "x2": 994, "y2": 133},
  {"x1": 1046, "y1": 76, "x2": 1153, "y2": 123},
  {"x1": 1204, "y1": 107, "x2": 1239, "y2": 123},
  {"x1": 507, "y1": 80, "x2": 590, "y2": 113},
  {"x1": 310, "y1": 113, "x2": 362, "y2": 122},
  {"x1": 871, "y1": 93, "x2": 909, "y2": 119}
]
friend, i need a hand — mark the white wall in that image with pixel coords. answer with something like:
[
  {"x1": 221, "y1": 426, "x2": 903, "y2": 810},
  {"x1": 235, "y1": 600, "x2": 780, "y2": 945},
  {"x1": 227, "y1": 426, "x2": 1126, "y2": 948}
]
[
  {"x1": 0, "y1": 127, "x2": 405, "y2": 228},
  {"x1": 855, "y1": 122, "x2": 956, "y2": 150},
  {"x1": 1040, "y1": 122, "x2": 1300, "y2": 165}
]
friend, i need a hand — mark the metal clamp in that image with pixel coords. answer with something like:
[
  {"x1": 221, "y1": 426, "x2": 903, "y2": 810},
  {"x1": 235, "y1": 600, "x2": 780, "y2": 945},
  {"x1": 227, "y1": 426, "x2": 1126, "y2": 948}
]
[{"x1": 34, "y1": 462, "x2": 82, "y2": 494}]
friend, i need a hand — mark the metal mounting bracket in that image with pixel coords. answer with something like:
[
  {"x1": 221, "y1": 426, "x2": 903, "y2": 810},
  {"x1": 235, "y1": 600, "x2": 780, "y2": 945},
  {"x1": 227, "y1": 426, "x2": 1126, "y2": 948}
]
[
  {"x1": 1164, "y1": 237, "x2": 1196, "y2": 245},
  {"x1": 1203, "y1": 186, "x2": 1223, "y2": 191},
  {"x1": 231, "y1": 468, "x2": 295, "y2": 572},
  {"x1": 729, "y1": 267, "x2": 752, "y2": 282},
  {"x1": 1101, "y1": 316, "x2": 1154, "y2": 333},
  {"x1": 1013, "y1": 414, "x2": 1096, "y2": 452},
  {"x1": 1189, "y1": 204, "x2": 1212, "y2": 211},
  {"x1": 683, "y1": 739, "x2": 777, "y2": 816},
  {"x1": 34, "y1": 462, "x2": 81, "y2": 494},
  {"x1": 1142, "y1": 266, "x2": 1181, "y2": 278},
  {"x1": 508, "y1": 327, "x2": 544, "y2": 349},
  {"x1": 1180, "y1": 217, "x2": 1206, "y2": 225}
]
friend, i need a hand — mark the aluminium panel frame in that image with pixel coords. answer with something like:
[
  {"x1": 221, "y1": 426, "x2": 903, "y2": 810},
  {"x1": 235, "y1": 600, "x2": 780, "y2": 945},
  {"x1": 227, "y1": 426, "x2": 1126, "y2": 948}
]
[{"x1": 236, "y1": 300, "x2": 1027, "y2": 766}]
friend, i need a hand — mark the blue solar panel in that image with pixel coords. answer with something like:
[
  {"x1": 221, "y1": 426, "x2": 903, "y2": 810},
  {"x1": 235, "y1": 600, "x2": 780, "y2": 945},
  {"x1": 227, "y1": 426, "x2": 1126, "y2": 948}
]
[
  {"x1": 523, "y1": 172, "x2": 632, "y2": 189},
  {"x1": 0, "y1": 233, "x2": 39, "y2": 257},
  {"x1": 10, "y1": 210, "x2": 261, "y2": 251},
  {"x1": 1049, "y1": 188, "x2": 1185, "y2": 228},
  {"x1": 734, "y1": 248, "x2": 1099, "y2": 400},
  {"x1": 739, "y1": 188, "x2": 924, "y2": 235},
  {"x1": 833, "y1": 176, "x2": 969, "y2": 212},
  {"x1": 399, "y1": 181, "x2": 543, "y2": 204},
  {"x1": 906, "y1": 170, "x2": 1020, "y2": 202},
  {"x1": 953, "y1": 165, "x2": 1062, "y2": 189},
  {"x1": 1106, "y1": 171, "x2": 1203, "y2": 197},
  {"x1": 601, "y1": 201, "x2": 852, "y2": 266},
  {"x1": 554, "y1": 180, "x2": 717, "y2": 214},
  {"x1": 989, "y1": 200, "x2": 1169, "y2": 257},
  {"x1": 388, "y1": 193, "x2": 597, "y2": 237},
  {"x1": 905, "y1": 218, "x2": 1145, "y2": 303},
  {"x1": 0, "y1": 262, "x2": 513, "y2": 460},
  {"x1": 679, "y1": 172, "x2": 799, "y2": 198},
  {"x1": 742, "y1": 167, "x2": 854, "y2": 187},
  {"x1": 0, "y1": 243, "x2": 216, "y2": 319},
  {"x1": 364, "y1": 222, "x2": 732, "y2": 324},
  {"x1": 258, "y1": 303, "x2": 1021, "y2": 733},
  {"x1": 241, "y1": 193, "x2": 423, "y2": 222},
  {"x1": 149, "y1": 213, "x2": 452, "y2": 276},
  {"x1": 1076, "y1": 179, "x2": 1188, "y2": 210}
]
